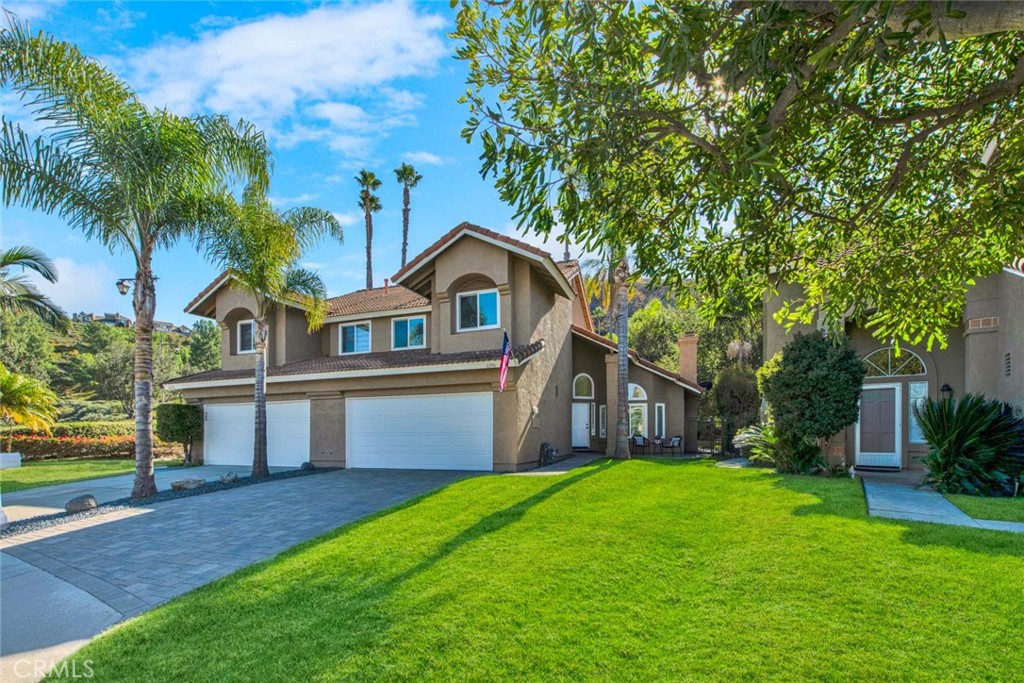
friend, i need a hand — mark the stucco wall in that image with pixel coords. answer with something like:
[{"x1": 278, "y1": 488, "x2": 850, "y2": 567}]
[
  {"x1": 572, "y1": 335, "x2": 610, "y2": 452},
  {"x1": 603, "y1": 353, "x2": 690, "y2": 457},
  {"x1": 965, "y1": 270, "x2": 1024, "y2": 415}
]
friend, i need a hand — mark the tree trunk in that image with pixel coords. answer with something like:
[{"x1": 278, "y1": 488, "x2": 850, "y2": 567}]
[
  {"x1": 613, "y1": 258, "x2": 631, "y2": 459},
  {"x1": 364, "y1": 208, "x2": 373, "y2": 290},
  {"x1": 401, "y1": 184, "x2": 410, "y2": 268},
  {"x1": 252, "y1": 317, "x2": 270, "y2": 479},
  {"x1": 130, "y1": 247, "x2": 158, "y2": 499}
]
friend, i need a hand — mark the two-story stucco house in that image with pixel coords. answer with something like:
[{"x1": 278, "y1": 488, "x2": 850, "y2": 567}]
[
  {"x1": 764, "y1": 259, "x2": 1024, "y2": 471},
  {"x1": 166, "y1": 223, "x2": 703, "y2": 471}
]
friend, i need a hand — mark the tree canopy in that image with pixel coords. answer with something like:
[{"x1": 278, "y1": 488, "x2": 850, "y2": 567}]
[{"x1": 454, "y1": 1, "x2": 1024, "y2": 349}]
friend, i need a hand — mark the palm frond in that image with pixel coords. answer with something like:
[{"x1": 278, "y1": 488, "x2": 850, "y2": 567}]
[
  {"x1": 282, "y1": 206, "x2": 344, "y2": 249},
  {"x1": 0, "y1": 362, "x2": 59, "y2": 431},
  {"x1": 284, "y1": 268, "x2": 328, "y2": 331},
  {"x1": 0, "y1": 244, "x2": 58, "y2": 282}
]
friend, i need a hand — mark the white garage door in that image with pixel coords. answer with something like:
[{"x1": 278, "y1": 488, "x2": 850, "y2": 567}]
[
  {"x1": 204, "y1": 401, "x2": 310, "y2": 467},
  {"x1": 346, "y1": 393, "x2": 493, "y2": 471}
]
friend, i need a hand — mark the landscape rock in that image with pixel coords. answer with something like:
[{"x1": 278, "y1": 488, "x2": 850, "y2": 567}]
[
  {"x1": 300, "y1": 462, "x2": 316, "y2": 472},
  {"x1": 65, "y1": 494, "x2": 98, "y2": 513},
  {"x1": 218, "y1": 471, "x2": 238, "y2": 484},
  {"x1": 170, "y1": 478, "x2": 207, "y2": 491}
]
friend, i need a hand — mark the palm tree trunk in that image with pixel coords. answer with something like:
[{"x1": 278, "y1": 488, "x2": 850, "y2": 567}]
[
  {"x1": 252, "y1": 317, "x2": 270, "y2": 479},
  {"x1": 130, "y1": 248, "x2": 158, "y2": 498},
  {"x1": 364, "y1": 208, "x2": 373, "y2": 290},
  {"x1": 401, "y1": 184, "x2": 410, "y2": 268},
  {"x1": 614, "y1": 258, "x2": 631, "y2": 459}
]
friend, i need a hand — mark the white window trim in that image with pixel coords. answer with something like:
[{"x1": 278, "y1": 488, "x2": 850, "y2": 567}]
[
  {"x1": 339, "y1": 320, "x2": 372, "y2": 355},
  {"x1": 629, "y1": 403, "x2": 648, "y2": 437},
  {"x1": 237, "y1": 319, "x2": 256, "y2": 355},
  {"x1": 572, "y1": 372, "x2": 595, "y2": 399},
  {"x1": 599, "y1": 405, "x2": 607, "y2": 438},
  {"x1": 456, "y1": 288, "x2": 501, "y2": 332},
  {"x1": 590, "y1": 402, "x2": 597, "y2": 436},
  {"x1": 628, "y1": 382, "x2": 648, "y2": 401},
  {"x1": 655, "y1": 403, "x2": 666, "y2": 439},
  {"x1": 391, "y1": 315, "x2": 427, "y2": 350},
  {"x1": 907, "y1": 380, "x2": 929, "y2": 445}
]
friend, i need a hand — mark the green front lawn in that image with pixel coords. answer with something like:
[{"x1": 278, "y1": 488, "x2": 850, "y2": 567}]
[
  {"x1": 945, "y1": 493, "x2": 1024, "y2": 523},
  {"x1": 0, "y1": 457, "x2": 182, "y2": 493},
  {"x1": 60, "y1": 460, "x2": 1023, "y2": 682}
]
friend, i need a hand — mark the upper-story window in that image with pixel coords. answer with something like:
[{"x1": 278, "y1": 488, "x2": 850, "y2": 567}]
[
  {"x1": 457, "y1": 289, "x2": 500, "y2": 332},
  {"x1": 393, "y1": 316, "x2": 426, "y2": 350},
  {"x1": 340, "y1": 321, "x2": 371, "y2": 354},
  {"x1": 237, "y1": 320, "x2": 256, "y2": 354}
]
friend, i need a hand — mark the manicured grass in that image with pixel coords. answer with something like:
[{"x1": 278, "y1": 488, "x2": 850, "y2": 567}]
[
  {"x1": 60, "y1": 460, "x2": 1023, "y2": 682},
  {"x1": 0, "y1": 457, "x2": 182, "y2": 493},
  {"x1": 946, "y1": 493, "x2": 1024, "y2": 523}
]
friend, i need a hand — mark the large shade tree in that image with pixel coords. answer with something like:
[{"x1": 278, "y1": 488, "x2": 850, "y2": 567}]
[
  {"x1": 0, "y1": 19, "x2": 270, "y2": 497},
  {"x1": 201, "y1": 188, "x2": 342, "y2": 478},
  {"x1": 453, "y1": 1, "x2": 1024, "y2": 349}
]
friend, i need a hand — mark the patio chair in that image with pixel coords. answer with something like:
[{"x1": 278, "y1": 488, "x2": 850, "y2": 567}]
[
  {"x1": 662, "y1": 435, "x2": 683, "y2": 456},
  {"x1": 631, "y1": 435, "x2": 650, "y2": 455}
]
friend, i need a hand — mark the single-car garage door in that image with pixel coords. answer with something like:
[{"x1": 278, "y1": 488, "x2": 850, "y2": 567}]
[
  {"x1": 346, "y1": 393, "x2": 493, "y2": 471},
  {"x1": 204, "y1": 401, "x2": 310, "y2": 467}
]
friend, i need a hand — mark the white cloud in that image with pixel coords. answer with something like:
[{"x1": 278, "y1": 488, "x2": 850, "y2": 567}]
[
  {"x1": 96, "y1": 3, "x2": 145, "y2": 31},
  {"x1": 110, "y1": 0, "x2": 447, "y2": 159},
  {"x1": 331, "y1": 212, "x2": 359, "y2": 227},
  {"x1": 269, "y1": 192, "x2": 316, "y2": 207},
  {"x1": 1, "y1": 0, "x2": 65, "y2": 21},
  {"x1": 403, "y1": 151, "x2": 446, "y2": 166},
  {"x1": 27, "y1": 258, "x2": 127, "y2": 318}
]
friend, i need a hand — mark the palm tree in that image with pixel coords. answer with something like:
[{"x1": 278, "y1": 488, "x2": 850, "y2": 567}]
[
  {"x1": 201, "y1": 188, "x2": 341, "y2": 478},
  {"x1": 0, "y1": 19, "x2": 271, "y2": 498},
  {"x1": 582, "y1": 254, "x2": 640, "y2": 336},
  {"x1": 0, "y1": 245, "x2": 68, "y2": 328},
  {"x1": 0, "y1": 362, "x2": 58, "y2": 451},
  {"x1": 355, "y1": 170, "x2": 382, "y2": 289},
  {"x1": 393, "y1": 163, "x2": 422, "y2": 268}
]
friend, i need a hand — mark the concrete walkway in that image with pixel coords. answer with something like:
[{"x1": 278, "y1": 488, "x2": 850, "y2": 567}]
[
  {"x1": 0, "y1": 468, "x2": 470, "y2": 682},
  {"x1": 515, "y1": 453, "x2": 603, "y2": 475},
  {"x1": 861, "y1": 476, "x2": 1024, "y2": 533},
  {"x1": 1, "y1": 465, "x2": 288, "y2": 522}
]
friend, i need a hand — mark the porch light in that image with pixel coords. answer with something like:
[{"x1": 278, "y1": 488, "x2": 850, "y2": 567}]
[
  {"x1": 115, "y1": 278, "x2": 132, "y2": 295},
  {"x1": 940, "y1": 383, "x2": 953, "y2": 397}
]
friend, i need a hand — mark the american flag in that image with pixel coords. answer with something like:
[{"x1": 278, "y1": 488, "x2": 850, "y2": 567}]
[{"x1": 498, "y1": 332, "x2": 512, "y2": 392}]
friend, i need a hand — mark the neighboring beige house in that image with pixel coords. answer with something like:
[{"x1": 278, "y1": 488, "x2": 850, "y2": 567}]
[
  {"x1": 167, "y1": 223, "x2": 703, "y2": 472},
  {"x1": 764, "y1": 260, "x2": 1024, "y2": 470}
]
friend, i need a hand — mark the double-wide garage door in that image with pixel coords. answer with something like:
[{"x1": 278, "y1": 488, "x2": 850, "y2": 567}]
[
  {"x1": 204, "y1": 401, "x2": 310, "y2": 467},
  {"x1": 346, "y1": 393, "x2": 493, "y2": 471}
]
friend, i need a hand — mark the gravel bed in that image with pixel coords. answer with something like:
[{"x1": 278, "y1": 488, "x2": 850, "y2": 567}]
[{"x1": 0, "y1": 467, "x2": 331, "y2": 538}]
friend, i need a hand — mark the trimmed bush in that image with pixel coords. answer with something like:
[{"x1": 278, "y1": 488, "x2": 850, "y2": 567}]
[
  {"x1": 0, "y1": 420, "x2": 135, "y2": 438},
  {"x1": 915, "y1": 394, "x2": 1024, "y2": 495},
  {"x1": 155, "y1": 404, "x2": 202, "y2": 464},
  {"x1": 7, "y1": 434, "x2": 180, "y2": 460}
]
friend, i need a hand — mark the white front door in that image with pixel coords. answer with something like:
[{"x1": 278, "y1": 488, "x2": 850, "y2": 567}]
[
  {"x1": 856, "y1": 384, "x2": 902, "y2": 468},
  {"x1": 571, "y1": 402, "x2": 590, "y2": 448},
  {"x1": 346, "y1": 393, "x2": 493, "y2": 470}
]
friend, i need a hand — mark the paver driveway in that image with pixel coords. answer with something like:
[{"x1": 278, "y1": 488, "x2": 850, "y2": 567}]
[{"x1": 0, "y1": 469, "x2": 471, "y2": 681}]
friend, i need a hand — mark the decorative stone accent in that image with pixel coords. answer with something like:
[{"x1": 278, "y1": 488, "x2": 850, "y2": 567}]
[
  {"x1": 65, "y1": 494, "x2": 98, "y2": 513},
  {"x1": 218, "y1": 472, "x2": 239, "y2": 484},
  {"x1": 171, "y1": 478, "x2": 207, "y2": 491},
  {"x1": 299, "y1": 462, "x2": 316, "y2": 472}
]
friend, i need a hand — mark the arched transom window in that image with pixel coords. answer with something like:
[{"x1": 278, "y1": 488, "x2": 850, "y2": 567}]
[
  {"x1": 862, "y1": 347, "x2": 926, "y2": 377},
  {"x1": 573, "y1": 373, "x2": 595, "y2": 399},
  {"x1": 628, "y1": 383, "x2": 648, "y2": 401}
]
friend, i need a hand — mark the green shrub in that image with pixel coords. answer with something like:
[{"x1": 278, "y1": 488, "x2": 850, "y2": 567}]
[
  {"x1": 734, "y1": 422, "x2": 823, "y2": 474},
  {"x1": 57, "y1": 398, "x2": 128, "y2": 422},
  {"x1": 712, "y1": 365, "x2": 759, "y2": 452},
  {"x1": 760, "y1": 332, "x2": 864, "y2": 470},
  {"x1": 154, "y1": 404, "x2": 202, "y2": 464},
  {"x1": 0, "y1": 420, "x2": 135, "y2": 438},
  {"x1": 915, "y1": 394, "x2": 1024, "y2": 495},
  {"x1": 9, "y1": 434, "x2": 180, "y2": 460}
]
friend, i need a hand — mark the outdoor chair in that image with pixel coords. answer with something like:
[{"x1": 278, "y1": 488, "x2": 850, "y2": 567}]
[
  {"x1": 662, "y1": 435, "x2": 683, "y2": 456},
  {"x1": 631, "y1": 435, "x2": 650, "y2": 454}
]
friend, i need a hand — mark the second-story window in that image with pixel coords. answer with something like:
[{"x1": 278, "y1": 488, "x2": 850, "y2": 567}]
[
  {"x1": 457, "y1": 289, "x2": 499, "y2": 331},
  {"x1": 237, "y1": 320, "x2": 256, "y2": 354},
  {"x1": 393, "y1": 316, "x2": 426, "y2": 350},
  {"x1": 340, "y1": 321, "x2": 371, "y2": 354}
]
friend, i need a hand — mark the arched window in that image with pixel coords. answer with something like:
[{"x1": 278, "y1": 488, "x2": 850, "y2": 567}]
[
  {"x1": 862, "y1": 347, "x2": 926, "y2": 377},
  {"x1": 627, "y1": 383, "x2": 648, "y2": 401},
  {"x1": 573, "y1": 373, "x2": 595, "y2": 399}
]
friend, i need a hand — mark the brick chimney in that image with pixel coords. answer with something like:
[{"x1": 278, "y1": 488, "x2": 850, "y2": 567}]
[{"x1": 678, "y1": 332, "x2": 698, "y2": 384}]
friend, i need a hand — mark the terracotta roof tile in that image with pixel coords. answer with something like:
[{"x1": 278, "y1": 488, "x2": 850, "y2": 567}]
[
  {"x1": 557, "y1": 259, "x2": 581, "y2": 281},
  {"x1": 327, "y1": 285, "x2": 428, "y2": 317},
  {"x1": 570, "y1": 325, "x2": 703, "y2": 393},
  {"x1": 165, "y1": 340, "x2": 545, "y2": 386},
  {"x1": 184, "y1": 270, "x2": 233, "y2": 315}
]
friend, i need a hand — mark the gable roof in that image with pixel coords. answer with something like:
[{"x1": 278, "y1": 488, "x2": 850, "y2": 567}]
[
  {"x1": 571, "y1": 325, "x2": 703, "y2": 394},
  {"x1": 557, "y1": 259, "x2": 595, "y2": 332},
  {"x1": 184, "y1": 270, "x2": 233, "y2": 318},
  {"x1": 392, "y1": 222, "x2": 575, "y2": 299},
  {"x1": 326, "y1": 285, "x2": 428, "y2": 319},
  {"x1": 1005, "y1": 256, "x2": 1024, "y2": 278}
]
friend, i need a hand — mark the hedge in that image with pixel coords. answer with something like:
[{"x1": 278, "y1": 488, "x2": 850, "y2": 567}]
[
  {"x1": 0, "y1": 421, "x2": 136, "y2": 438},
  {"x1": 5, "y1": 434, "x2": 180, "y2": 460}
]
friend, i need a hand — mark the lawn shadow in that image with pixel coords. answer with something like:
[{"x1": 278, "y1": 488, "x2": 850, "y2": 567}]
[{"x1": 771, "y1": 475, "x2": 1024, "y2": 558}]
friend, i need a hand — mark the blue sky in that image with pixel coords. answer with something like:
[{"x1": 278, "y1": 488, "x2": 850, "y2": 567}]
[{"x1": 1, "y1": 0, "x2": 579, "y2": 325}]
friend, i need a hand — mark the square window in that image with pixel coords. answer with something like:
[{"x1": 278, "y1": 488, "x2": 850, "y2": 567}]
[
  {"x1": 393, "y1": 316, "x2": 426, "y2": 350},
  {"x1": 237, "y1": 320, "x2": 255, "y2": 354},
  {"x1": 457, "y1": 290, "x2": 500, "y2": 331},
  {"x1": 341, "y1": 322, "x2": 371, "y2": 354}
]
